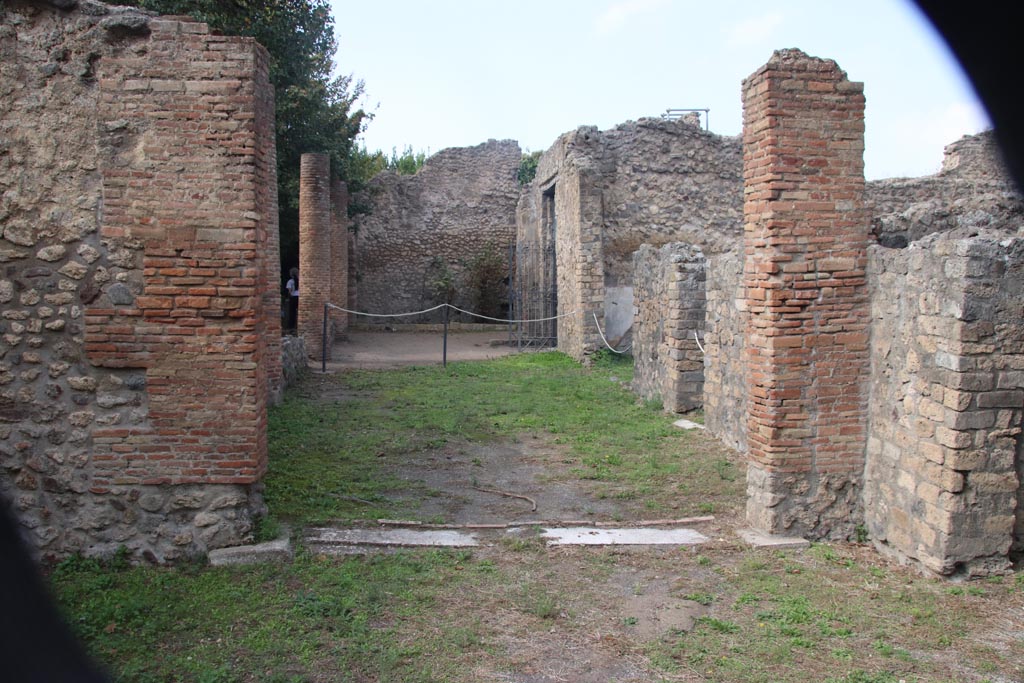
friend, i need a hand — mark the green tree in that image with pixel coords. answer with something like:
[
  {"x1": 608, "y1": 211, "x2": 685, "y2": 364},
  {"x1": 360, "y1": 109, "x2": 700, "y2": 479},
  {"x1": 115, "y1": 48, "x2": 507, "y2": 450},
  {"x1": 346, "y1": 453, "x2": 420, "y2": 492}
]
[
  {"x1": 518, "y1": 150, "x2": 542, "y2": 185},
  {"x1": 118, "y1": 0, "x2": 368, "y2": 270},
  {"x1": 385, "y1": 146, "x2": 429, "y2": 175}
]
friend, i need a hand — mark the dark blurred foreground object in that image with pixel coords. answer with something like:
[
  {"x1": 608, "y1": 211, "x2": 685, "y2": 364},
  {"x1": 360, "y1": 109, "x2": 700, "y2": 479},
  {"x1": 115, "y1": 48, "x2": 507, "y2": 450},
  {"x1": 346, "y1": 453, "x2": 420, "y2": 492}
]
[
  {"x1": 0, "y1": 502, "x2": 109, "y2": 682},
  {"x1": 913, "y1": 1, "x2": 1024, "y2": 190}
]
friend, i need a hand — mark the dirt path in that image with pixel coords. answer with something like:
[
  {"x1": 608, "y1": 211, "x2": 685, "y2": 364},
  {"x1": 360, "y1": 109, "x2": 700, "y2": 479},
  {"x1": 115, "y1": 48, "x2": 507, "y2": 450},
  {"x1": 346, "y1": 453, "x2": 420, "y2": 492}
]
[{"x1": 325, "y1": 330, "x2": 519, "y2": 369}]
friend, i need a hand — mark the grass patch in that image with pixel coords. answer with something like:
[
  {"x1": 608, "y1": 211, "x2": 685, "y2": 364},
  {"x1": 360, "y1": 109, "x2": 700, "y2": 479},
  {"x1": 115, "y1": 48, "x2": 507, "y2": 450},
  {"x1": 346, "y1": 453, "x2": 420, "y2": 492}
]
[
  {"x1": 265, "y1": 352, "x2": 742, "y2": 525},
  {"x1": 51, "y1": 548, "x2": 491, "y2": 683}
]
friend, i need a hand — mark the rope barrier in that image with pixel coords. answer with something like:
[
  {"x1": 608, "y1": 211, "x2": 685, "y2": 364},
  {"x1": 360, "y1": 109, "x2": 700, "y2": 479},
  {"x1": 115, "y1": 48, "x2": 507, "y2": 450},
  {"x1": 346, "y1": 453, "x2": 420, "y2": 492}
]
[
  {"x1": 592, "y1": 312, "x2": 633, "y2": 354},
  {"x1": 325, "y1": 302, "x2": 447, "y2": 318},
  {"x1": 693, "y1": 330, "x2": 705, "y2": 354},
  {"x1": 445, "y1": 304, "x2": 576, "y2": 324},
  {"x1": 325, "y1": 302, "x2": 576, "y2": 325}
]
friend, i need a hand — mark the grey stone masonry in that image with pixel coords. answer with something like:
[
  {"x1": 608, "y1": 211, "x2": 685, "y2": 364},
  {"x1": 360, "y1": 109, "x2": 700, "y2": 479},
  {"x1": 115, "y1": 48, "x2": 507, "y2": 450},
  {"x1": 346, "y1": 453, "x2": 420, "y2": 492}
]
[
  {"x1": 703, "y1": 250, "x2": 748, "y2": 452},
  {"x1": 354, "y1": 140, "x2": 522, "y2": 322},
  {"x1": 632, "y1": 243, "x2": 706, "y2": 413},
  {"x1": 866, "y1": 131, "x2": 1022, "y2": 248},
  {"x1": 865, "y1": 231, "x2": 1024, "y2": 576},
  {"x1": 516, "y1": 117, "x2": 742, "y2": 360}
]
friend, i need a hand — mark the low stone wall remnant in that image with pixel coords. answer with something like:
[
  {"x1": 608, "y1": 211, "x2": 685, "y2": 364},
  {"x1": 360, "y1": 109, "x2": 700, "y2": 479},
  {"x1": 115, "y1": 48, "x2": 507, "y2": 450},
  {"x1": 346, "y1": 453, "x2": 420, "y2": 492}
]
[
  {"x1": 703, "y1": 250, "x2": 748, "y2": 452},
  {"x1": 632, "y1": 243, "x2": 706, "y2": 413}
]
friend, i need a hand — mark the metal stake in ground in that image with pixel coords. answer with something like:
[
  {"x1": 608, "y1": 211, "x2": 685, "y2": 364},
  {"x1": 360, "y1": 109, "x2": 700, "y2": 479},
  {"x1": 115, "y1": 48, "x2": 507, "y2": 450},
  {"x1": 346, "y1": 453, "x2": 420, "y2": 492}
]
[{"x1": 442, "y1": 304, "x2": 449, "y2": 367}]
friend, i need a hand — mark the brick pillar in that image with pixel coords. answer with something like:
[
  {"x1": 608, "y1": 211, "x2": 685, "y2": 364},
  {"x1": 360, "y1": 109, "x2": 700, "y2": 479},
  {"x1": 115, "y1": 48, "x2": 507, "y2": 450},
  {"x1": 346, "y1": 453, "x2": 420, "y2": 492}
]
[
  {"x1": 330, "y1": 179, "x2": 349, "y2": 337},
  {"x1": 298, "y1": 153, "x2": 333, "y2": 361},
  {"x1": 742, "y1": 49, "x2": 869, "y2": 539}
]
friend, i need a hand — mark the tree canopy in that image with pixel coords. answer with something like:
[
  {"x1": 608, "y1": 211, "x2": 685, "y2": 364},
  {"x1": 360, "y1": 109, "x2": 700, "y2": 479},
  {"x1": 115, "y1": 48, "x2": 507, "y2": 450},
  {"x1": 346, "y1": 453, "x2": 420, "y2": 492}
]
[{"x1": 118, "y1": 0, "x2": 368, "y2": 271}]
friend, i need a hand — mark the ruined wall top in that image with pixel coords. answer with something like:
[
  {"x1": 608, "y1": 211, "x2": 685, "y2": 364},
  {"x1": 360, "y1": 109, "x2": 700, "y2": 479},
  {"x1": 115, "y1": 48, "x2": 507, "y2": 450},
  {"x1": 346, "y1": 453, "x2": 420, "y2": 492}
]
[
  {"x1": 866, "y1": 130, "x2": 1023, "y2": 246},
  {"x1": 354, "y1": 139, "x2": 522, "y2": 318},
  {"x1": 523, "y1": 116, "x2": 743, "y2": 285},
  {"x1": 941, "y1": 130, "x2": 1014, "y2": 178}
]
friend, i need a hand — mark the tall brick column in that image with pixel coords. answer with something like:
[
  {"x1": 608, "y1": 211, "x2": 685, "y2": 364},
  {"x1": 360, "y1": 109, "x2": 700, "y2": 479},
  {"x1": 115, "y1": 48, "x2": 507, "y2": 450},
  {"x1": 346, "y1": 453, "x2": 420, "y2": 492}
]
[
  {"x1": 298, "y1": 153, "x2": 333, "y2": 361},
  {"x1": 330, "y1": 179, "x2": 349, "y2": 337},
  {"x1": 742, "y1": 50, "x2": 869, "y2": 539}
]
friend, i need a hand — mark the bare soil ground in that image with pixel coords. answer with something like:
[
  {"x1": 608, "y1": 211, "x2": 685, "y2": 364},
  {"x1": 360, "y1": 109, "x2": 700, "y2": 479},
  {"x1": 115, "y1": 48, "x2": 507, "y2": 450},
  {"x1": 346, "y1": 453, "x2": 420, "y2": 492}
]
[{"x1": 326, "y1": 330, "x2": 518, "y2": 369}]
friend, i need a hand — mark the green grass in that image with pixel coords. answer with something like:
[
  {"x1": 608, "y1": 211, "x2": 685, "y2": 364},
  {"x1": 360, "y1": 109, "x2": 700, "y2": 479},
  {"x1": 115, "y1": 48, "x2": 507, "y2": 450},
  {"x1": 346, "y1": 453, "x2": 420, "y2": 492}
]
[
  {"x1": 265, "y1": 351, "x2": 741, "y2": 524},
  {"x1": 642, "y1": 543, "x2": 1024, "y2": 683},
  {"x1": 51, "y1": 549, "x2": 487, "y2": 683}
]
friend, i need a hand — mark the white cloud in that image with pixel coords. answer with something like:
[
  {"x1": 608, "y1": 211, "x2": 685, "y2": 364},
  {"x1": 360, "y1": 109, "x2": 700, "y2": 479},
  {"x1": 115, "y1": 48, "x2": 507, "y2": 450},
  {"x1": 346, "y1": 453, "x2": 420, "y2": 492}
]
[
  {"x1": 595, "y1": 0, "x2": 671, "y2": 36},
  {"x1": 725, "y1": 12, "x2": 784, "y2": 47}
]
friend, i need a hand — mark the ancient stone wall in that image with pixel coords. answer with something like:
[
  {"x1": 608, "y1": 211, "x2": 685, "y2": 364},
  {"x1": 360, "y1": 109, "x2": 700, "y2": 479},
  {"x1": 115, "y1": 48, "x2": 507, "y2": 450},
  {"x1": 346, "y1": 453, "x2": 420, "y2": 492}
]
[
  {"x1": 354, "y1": 140, "x2": 521, "y2": 322},
  {"x1": 741, "y1": 49, "x2": 869, "y2": 540},
  {"x1": 0, "y1": 1, "x2": 279, "y2": 561},
  {"x1": 864, "y1": 232, "x2": 1024, "y2": 575},
  {"x1": 866, "y1": 131, "x2": 1023, "y2": 247},
  {"x1": 631, "y1": 243, "x2": 705, "y2": 412},
  {"x1": 516, "y1": 118, "x2": 742, "y2": 360},
  {"x1": 703, "y1": 250, "x2": 748, "y2": 451}
]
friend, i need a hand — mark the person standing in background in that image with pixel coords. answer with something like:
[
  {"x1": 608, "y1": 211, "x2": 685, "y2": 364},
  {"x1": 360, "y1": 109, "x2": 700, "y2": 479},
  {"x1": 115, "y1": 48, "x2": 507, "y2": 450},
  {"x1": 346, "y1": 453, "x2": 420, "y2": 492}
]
[{"x1": 285, "y1": 267, "x2": 299, "y2": 333}]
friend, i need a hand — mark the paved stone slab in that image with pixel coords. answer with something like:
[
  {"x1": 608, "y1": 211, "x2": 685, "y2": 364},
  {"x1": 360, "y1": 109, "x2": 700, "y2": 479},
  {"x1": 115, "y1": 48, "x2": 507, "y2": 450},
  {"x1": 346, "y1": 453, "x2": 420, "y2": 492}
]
[
  {"x1": 737, "y1": 527, "x2": 810, "y2": 549},
  {"x1": 306, "y1": 527, "x2": 479, "y2": 548},
  {"x1": 208, "y1": 538, "x2": 293, "y2": 566},
  {"x1": 535, "y1": 527, "x2": 708, "y2": 546},
  {"x1": 672, "y1": 419, "x2": 705, "y2": 430}
]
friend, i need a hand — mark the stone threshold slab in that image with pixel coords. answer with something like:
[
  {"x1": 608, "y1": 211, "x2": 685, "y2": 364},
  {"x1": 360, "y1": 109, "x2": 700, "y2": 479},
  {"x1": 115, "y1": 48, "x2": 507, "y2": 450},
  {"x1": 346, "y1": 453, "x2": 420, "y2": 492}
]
[
  {"x1": 304, "y1": 525, "x2": 710, "y2": 553},
  {"x1": 736, "y1": 527, "x2": 810, "y2": 549},
  {"x1": 306, "y1": 527, "x2": 479, "y2": 548},
  {"x1": 534, "y1": 527, "x2": 708, "y2": 546}
]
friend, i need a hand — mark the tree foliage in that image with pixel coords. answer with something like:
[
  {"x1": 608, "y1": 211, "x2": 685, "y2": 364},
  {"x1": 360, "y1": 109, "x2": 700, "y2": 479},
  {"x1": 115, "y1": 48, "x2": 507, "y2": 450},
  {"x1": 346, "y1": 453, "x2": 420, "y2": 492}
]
[
  {"x1": 518, "y1": 151, "x2": 542, "y2": 185},
  {"x1": 351, "y1": 145, "x2": 430, "y2": 180},
  {"x1": 117, "y1": 0, "x2": 368, "y2": 269}
]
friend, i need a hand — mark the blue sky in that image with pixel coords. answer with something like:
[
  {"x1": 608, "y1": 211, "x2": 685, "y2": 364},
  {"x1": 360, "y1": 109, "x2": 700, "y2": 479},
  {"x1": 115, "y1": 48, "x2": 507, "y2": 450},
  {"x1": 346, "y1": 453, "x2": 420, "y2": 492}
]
[{"x1": 331, "y1": 0, "x2": 989, "y2": 180}]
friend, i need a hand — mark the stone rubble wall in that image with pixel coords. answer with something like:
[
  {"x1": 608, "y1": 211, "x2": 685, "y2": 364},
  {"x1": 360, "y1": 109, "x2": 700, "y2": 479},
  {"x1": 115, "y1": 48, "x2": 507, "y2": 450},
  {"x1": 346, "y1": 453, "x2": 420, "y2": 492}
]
[
  {"x1": 866, "y1": 131, "x2": 1023, "y2": 247},
  {"x1": 0, "y1": 1, "x2": 279, "y2": 561},
  {"x1": 703, "y1": 250, "x2": 748, "y2": 451},
  {"x1": 280, "y1": 335, "x2": 308, "y2": 390},
  {"x1": 516, "y1": 118, "x2": 742, "y2": 360},
  {"x1": 593, "y1": 119, "x2": 743, "y2": 286},
  {"x1": 353, "y1": 140, "x2": 521, "y2": 322},
  {"x1": 864, "y1": 232, "x2": 1024, "y2": 575},
  {"x1": 631, "y1": 243, "x2": 705, "y2": 412}
]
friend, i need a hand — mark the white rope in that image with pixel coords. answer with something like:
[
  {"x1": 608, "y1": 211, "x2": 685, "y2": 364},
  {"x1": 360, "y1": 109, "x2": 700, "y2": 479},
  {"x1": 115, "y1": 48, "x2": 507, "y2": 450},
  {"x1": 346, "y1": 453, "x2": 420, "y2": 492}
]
[
  {"x1": 325, "y1": 302, "x2": 446, "y2": 318},
  {"x1": 693, "y1": 330, "x2": 705, "y2": 354},
  {"x1": 326, "y1": 302, "x2": 577, "y2": 325},
  {"x1": 446, "y1": 304, "x2": 577, "y2": 324},
  {"x1": 592, "y1": 312, "x2": 633, "y2": 354}
]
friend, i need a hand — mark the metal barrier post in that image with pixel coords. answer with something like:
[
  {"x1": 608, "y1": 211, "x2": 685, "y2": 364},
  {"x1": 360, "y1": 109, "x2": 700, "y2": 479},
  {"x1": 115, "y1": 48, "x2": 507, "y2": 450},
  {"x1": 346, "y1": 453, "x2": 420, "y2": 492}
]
[{"x1": 442, "y1": 304, "x2": 449, "y2": 368}]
